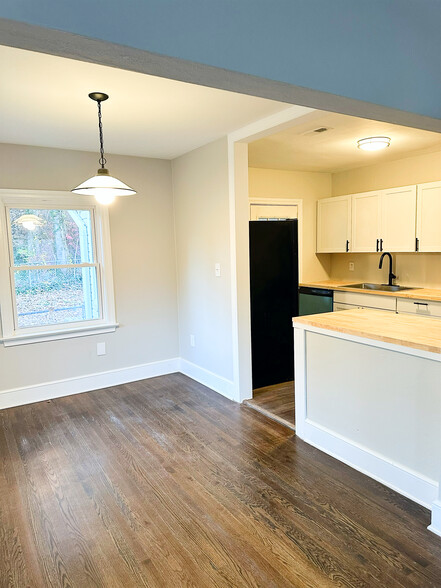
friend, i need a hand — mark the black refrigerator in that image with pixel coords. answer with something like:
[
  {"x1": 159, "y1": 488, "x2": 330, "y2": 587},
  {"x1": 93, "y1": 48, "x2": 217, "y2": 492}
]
[{"x1": 249, "y1": 220, "x2": 299, "y2": 390}]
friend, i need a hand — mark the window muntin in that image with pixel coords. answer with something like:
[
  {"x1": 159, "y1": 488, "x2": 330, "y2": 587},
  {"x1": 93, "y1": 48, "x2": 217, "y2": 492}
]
[{"x1": 7, "y1": 206, "x2": 101, "y2": 331}]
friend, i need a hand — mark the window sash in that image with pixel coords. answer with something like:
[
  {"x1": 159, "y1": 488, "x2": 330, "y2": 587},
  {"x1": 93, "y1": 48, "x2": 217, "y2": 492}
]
[
  {"x1": 9, "y1": 264, "x2": 103, "y2": 331},
  {"x1": 6, "y1": 204, "x2": 98, "y2": 268},
  {"x1": 0, "y1": 193, "x2": 116, "y2": 342}
]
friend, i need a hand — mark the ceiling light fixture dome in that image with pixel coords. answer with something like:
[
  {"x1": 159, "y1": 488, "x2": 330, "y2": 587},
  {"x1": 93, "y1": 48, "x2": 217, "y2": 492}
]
[
  {"x1": 72, "y1": 92, "x2": 136, "y2": 204},
  {"x1": 14, "y1": 214, "x2": 46, "y2": 231},
  {"x1": 357, "y1": 136, "x2": 391, "y2": 151}
]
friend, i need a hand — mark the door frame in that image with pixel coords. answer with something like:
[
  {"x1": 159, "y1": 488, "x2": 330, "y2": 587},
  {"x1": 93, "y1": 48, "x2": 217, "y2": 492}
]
[{"x1": 248, "y1": 197, "x2": 303, "y2": 283}]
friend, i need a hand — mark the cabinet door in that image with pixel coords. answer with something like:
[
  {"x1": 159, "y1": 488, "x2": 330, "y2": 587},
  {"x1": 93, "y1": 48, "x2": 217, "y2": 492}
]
[
  {"x1": 316, "y1": 195, "x2": 351, "y2": 253},
  {"x1": 380, "y1": 186, "x2": 417, "y2": 252},
  {"x1": 416, "y1": 182, "x2": 441, "y2": 252},
  {"x1": 351, "y1": 191, "x2": 381, "y2": 252}
]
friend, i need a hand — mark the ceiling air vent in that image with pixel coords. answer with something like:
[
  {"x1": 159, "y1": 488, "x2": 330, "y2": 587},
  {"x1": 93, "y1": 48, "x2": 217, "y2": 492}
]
[{"x1": 301, "y1": 126, "x2": 334, "y2": 136}]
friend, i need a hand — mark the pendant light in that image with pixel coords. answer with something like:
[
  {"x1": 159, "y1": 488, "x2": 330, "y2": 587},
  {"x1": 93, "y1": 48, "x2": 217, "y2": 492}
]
[{"x1": 72, "y1": 92, "x2": 136, "y2": 204}]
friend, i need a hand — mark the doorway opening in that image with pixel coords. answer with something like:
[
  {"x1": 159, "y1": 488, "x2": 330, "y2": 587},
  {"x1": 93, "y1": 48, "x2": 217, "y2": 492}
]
[{"x1": 243, "y1": 203, "x2": 299, "y2": 429}]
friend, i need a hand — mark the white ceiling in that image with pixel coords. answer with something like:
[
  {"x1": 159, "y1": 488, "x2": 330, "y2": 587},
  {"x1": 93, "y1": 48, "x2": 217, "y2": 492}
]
[
  {"x1": 248, "y1": 111, "x2": 441, "y2": 173},
  {"x1": 0, "y1": 46, "x2": 290, "y2": 159},
  {"x1": 2, "y1": 46, "x2": 440, "y2": 171}
]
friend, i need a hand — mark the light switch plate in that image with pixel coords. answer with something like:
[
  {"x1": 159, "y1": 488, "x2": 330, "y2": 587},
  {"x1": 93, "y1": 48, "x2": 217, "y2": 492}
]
[
  {"x1": 215, "y1": 263, "x2": 221, "y2": 277},
  {"x1": 349, "y1": 262, "x2": 355, "y2": 271}
]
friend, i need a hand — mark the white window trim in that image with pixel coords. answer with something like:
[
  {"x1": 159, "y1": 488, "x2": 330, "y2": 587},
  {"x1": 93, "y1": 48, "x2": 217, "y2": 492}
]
[{"x1": 0, "y1": 189, "x2": 118, "y2": 346}]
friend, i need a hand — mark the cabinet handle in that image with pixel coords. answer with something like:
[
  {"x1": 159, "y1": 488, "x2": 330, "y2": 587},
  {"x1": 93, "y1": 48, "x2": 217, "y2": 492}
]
[
  {"x1": 380, "y1": 238, "x2": 383, "y2": 251},
  {"x1": 346, "y1": 240, "x2": 349, "y2": 252},
  {"x1": 415, "y1": 237, "x2": 419, "y2": 252},
  {"x1": 414, "y1": 302, "x2": 428, "y2": 306},
  {"x1": 376, "y1": 239, "x2": 379, "y2": 252}
]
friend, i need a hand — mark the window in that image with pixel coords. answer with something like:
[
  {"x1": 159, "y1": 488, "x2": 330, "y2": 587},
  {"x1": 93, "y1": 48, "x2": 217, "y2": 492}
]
[{"x1": 0, "y1": 190, "x2": 117, "y2": 345}]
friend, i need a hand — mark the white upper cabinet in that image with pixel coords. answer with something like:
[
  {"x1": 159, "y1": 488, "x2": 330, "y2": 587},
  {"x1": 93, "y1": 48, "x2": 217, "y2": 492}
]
[
  {"x1": 316, "y1": 195, "x2": 351, "y2": 253},
  {"x1": 380, "y1": 185, "x2": 417, "y2": 252},
  {"x1": 317, "y1": 182, "x2": 439, "y2": 254},
  {"x1": 416, "y1": 181, "x2": 441, "y2": 252},
  {"x1": 351, "y1": 191, "x2": 381, "y2": 252}
]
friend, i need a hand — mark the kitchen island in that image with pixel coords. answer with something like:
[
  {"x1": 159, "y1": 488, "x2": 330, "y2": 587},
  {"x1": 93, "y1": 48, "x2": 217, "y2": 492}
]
[{"x1": 293, "y1": 308, "x2": 441, "y2": 536}]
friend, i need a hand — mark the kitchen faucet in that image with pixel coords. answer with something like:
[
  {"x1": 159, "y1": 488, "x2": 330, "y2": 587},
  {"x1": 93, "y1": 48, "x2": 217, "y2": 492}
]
[{"x1": 379, "y1": 252, "x2": 396, "y2": 286}]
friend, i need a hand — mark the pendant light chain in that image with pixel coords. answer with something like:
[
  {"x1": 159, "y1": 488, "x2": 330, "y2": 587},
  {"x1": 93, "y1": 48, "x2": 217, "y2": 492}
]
[
  {"x1": 97, "y1": 100, "x2": 107, "y2": 168},
  {"x1": 72, "y1": 91, "x2": 136, "y2": 202}
]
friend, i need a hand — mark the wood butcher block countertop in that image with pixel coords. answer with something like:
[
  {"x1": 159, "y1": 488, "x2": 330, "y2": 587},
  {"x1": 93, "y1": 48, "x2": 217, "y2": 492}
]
[
  {"x1": 293, "y1": 308, "x2": 441, "y2": 355},
  {"x1": 300, "y1": 280, "x2": 441, "y2": 302}
]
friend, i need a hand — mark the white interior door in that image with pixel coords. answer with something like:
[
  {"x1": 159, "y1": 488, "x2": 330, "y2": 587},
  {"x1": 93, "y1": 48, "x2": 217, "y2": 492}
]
[{"x1": 250, "y1": 204, "x2": 298, "y2": 220}]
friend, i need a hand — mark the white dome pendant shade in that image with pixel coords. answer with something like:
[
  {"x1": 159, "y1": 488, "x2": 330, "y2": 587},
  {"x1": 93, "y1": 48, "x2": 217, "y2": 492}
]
[
  {"x1": 72, "y1": 92, "x2": 136, "y2": 204},
  {"x1": 73, "y1": 168, "x2": 136, "y2": 205}
]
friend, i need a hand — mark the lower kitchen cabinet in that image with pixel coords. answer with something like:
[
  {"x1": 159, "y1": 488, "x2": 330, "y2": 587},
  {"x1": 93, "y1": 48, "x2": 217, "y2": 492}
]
[
  {"x1": 397, "y1": 297, "x2": 441, "y2": 318},
  {"x1": 333, "y1": 291, "x2": 396, "y2": 312}
]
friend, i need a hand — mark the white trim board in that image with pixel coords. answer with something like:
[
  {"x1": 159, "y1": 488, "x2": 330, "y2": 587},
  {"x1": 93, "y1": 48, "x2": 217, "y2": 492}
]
[
  {"x1": 178, "y1": 358, "x2": 235, "y2": 400},
  {"x1": 428, "y1": 500, "x2": 441, "y2": 538},
  {"x1": 301, "y1": 418, "x2": 438, "y2": 509},
  {"x1": 227, "y1": 107, "x2": 316, "y2": 404},
  {"x1": 0, "y1": 358, "x2": 236, "y2": 410},
  {"x1": 0, "y1": 358, "x2": 180, "y2": 410}
]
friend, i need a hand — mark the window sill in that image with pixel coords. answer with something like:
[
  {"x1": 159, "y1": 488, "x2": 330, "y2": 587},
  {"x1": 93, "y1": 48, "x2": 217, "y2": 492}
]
[{"x1": 1, "y1": 323, "x2": 119, "y2": 347}]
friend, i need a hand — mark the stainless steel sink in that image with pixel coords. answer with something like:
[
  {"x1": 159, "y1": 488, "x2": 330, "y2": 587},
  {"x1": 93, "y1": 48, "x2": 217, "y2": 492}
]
[{"x1": 345, "y1": 283, "x2": 417, "y2": 292}]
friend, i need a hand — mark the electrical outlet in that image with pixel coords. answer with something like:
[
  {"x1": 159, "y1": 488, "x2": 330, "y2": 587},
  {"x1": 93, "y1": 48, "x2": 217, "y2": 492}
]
[
  {"x1": 97, "y1": 342, "x2": 106, "y2": 356},
  {"x1": 215, "y1": 263, "x2": 221, "y2": 277},
  {"x1": 190, "y1": 334, "x2": 195, "y2": 347},
  {"x1": 349, "y1": 262, "x2": 355, "y2": 271}
]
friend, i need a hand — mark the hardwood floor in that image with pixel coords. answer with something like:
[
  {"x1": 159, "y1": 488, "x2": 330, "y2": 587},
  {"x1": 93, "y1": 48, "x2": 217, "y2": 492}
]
[
  {"x1": 1, "y1": 373, "x2": 440, "y2": 587},
  {"x1": 245, "y1": 381, "x2": 295, "y2": 429}
]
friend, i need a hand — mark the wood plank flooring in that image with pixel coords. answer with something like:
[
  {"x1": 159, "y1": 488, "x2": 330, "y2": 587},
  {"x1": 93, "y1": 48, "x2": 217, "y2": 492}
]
[
  {"x1": 1, "y1": 373, "x2": 440, "y2": 587},
  {"x1": 245, "y1": 381, "x2": 295, "y2": 429}
]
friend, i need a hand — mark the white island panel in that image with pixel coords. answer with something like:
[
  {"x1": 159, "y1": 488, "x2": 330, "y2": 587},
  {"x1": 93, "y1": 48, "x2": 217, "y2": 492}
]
[
  {"x1": 305, "y1": 331, "x2": 441, "y2": 483},
  {"x1": 293, "y1": 308, "x2": 441, "y2": 536}
]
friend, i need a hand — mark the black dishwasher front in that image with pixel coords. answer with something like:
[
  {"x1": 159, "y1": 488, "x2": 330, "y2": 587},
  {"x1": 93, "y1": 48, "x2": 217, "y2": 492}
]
[{"x1": 298, "y1": 287, "x2": 333, "y2": 316}]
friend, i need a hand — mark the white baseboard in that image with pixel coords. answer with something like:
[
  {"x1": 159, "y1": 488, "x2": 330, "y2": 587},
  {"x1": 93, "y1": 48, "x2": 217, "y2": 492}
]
[
  {"x1": 302, "y1": 419, "x2": 438, "y2": 510},
  {"x1": 0, "y1": 358, "x2": 180, "y2": 410},
  {"x1": 428, "y1": 500, "x2": 441, "y2": 537},
  {"x1": 178, "y1": 358, "x2": 236, "y2": 400},
  {"x1": 0, "y1": 358, "x2": 237, "y2": 410}
]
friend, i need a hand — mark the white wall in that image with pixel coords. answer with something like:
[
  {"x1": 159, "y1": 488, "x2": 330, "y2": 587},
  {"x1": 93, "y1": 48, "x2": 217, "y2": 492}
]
[
  {"x1": 248, "y1": 167, "x2": 332, "y2": 282},
  {"x1": 172, "y1": 138, "x2": 234, "y2": 393},
  {"x1": 0, "y1": 143, "x2": 179, "y2": 393}
]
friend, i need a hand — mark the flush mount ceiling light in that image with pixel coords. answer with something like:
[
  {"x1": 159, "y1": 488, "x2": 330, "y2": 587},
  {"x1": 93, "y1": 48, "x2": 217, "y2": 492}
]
[
  {"x1": 14, "y1": 214, "x2": 46, "y2": 231},
  {"x1": 72, "y1": 92, "x2": 136, "y2": 205},
  {"x1": 357, "y1": 136, "x2": 391, "y2": 152}
]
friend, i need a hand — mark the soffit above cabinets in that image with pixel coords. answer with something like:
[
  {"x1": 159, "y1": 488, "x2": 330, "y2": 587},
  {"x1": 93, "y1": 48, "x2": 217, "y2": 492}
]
[{"x1": 248, "y1": 111, "x2": 441, "y2": 173}]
